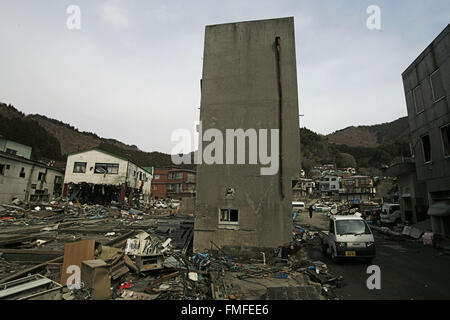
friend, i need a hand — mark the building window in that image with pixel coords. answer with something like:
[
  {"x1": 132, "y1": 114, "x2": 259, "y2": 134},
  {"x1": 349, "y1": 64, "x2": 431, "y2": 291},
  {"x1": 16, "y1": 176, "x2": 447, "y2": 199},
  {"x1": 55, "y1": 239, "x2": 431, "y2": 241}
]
[
  {"x1": 176, "y1": 172, "x2": 183, "y2": 179},
  {"x1": 168, "y1": 184, "x2": 173, "y2": 190},
  {"x1": 154, "y1": 175, "x2": 160, "y2": 180},
  {"x1": 219, "y1": 208, "x2": 239, "y2": 224},
  {"x1": 94, "y1": 163, "x2": 119, "y2": 174},
  {"x1": 421, "y1": 135, "x2": 432, "y2": 163},
  {"x1": 31, "y1": 184, "x2": 37, "y2": 189},
  {"x1": 441, "y1": 124, "x2": 450, "y2": 157},
  {"x1": 5, "y1": 148, "x2": 17, "y2": 156},
  {"x1": 19, "y1": 167, "x2": 25, "y2": 178},
  {"x1": 168, "y1": 173, "x2": 174, "y2": 179},
  {"x1": 38, "y1": 172, "x2": 46, "y2": 182},
  {"x1": 0, "y1": 164, "x2": 5, "y2": 176},
  {"x1": 413, "y1": 85, "x2": 424, "y2": 114},
  {"x1": 73, "y1": 162, "x2": 87, "y2": 173},
  {"x1": 430, "y1": 69, "x2": 445, "y2": 102},
  {"x1": 187, "y1": 173, "x2": 195, "y2": 183}
]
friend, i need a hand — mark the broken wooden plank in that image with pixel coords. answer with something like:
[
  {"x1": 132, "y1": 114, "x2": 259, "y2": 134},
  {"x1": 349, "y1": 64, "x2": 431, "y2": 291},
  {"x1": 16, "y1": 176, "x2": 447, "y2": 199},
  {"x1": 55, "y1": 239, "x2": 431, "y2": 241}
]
[{"x1": 0, "y1": 256, "x2": 63, "y2": 284}]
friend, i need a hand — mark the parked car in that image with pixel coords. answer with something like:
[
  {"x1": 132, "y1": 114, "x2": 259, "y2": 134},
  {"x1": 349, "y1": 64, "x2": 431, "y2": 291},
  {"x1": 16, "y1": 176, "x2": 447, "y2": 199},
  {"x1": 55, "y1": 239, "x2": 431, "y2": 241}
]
[
  {"x1": 292, "y1": 201, "x2": 306, "y2": 212},
  {"x1": 154, "y1": 201, "x2": 168, "y2": 209},
  {"x1": 313, "y1": 203, "x2": 331, "y2": 212},
  {"x1": 320, "y1": 215, "x2": 376, "y2": 263},
  {"x1": 380, "y1": 204, "x2": 401, "y2": 224}
]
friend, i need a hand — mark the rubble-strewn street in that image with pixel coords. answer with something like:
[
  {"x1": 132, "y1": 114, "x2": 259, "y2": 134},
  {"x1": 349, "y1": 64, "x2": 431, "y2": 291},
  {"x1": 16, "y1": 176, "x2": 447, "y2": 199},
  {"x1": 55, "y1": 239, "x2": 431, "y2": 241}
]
[{"x1": 296, "y1": 209, "x2": 450, "y2": 299}]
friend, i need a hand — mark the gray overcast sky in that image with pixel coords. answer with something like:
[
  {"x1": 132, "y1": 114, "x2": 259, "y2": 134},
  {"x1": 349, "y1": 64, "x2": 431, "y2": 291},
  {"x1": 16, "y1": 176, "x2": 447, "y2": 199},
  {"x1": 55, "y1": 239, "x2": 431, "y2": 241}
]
[{"x1": 0, "y1": 0, "x2": 449, "y2": 154}]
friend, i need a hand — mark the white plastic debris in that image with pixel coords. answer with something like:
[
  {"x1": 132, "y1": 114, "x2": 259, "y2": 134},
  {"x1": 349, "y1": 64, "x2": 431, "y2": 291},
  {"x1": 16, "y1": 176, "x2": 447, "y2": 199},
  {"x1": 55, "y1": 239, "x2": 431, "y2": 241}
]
[
  {"x1": 188, "y1": 272, "x2": 199, "y2": 282},
  {"x1": 161, "y1": 238, "x2": 172, "y2": 248}
]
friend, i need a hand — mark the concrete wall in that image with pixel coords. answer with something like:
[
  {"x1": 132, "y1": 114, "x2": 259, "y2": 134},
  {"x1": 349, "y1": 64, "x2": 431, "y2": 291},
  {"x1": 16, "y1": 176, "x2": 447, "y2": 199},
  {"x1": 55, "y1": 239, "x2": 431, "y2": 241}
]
[
  {"x1": 402, "y1": 24, "x2": 450, "y2": 195},
  {"x1": 194, "y1": 17, "x2": 301, "y2": 251},
  {"x1": 0, "y1": 155, "x2": 63, "y2": 203},
  {"x1": 0, "y1": 139, "x2": 32, "y2": 159}
]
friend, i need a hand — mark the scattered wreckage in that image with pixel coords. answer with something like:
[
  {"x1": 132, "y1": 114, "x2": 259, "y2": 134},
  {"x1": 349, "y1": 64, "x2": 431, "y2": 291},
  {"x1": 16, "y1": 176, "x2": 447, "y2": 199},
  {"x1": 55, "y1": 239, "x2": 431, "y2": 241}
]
[{"x1": 0, "y1": 198, "x2": 344, "y2": 300}]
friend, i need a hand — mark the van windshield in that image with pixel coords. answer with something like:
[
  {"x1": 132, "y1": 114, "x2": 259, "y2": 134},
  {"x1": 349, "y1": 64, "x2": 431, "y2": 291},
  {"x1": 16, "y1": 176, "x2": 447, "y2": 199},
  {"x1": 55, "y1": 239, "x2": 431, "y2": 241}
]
[{"x1": 335, "y1": 220, "x2": 371, "y2": 235}]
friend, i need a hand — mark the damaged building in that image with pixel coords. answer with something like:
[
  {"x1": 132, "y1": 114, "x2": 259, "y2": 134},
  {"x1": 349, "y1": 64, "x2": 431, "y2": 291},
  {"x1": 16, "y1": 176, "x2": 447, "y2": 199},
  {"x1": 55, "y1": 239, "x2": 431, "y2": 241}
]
[
  {"x1": 0, "y1": 149, "x2": 64, "y2": 203},
  {"x1": 194, "y1": 17, "x2": 301, "y2": 252},
  {"x1": 62, "y1": 148, "x2": 152, "y2": 205}
]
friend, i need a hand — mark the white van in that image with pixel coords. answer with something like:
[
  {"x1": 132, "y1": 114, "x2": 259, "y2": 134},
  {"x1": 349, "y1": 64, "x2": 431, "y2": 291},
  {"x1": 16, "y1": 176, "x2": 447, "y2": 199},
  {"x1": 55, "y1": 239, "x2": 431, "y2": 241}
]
[
  {"x1": 292, "y1": 201, "x2": 306, "y2": 212},
  {"x1": 381, "y1": 204, "x2": 401, "y2": 224},
  {"x1": 320, "y1": 215, "x2": 376, "y2": 263}
]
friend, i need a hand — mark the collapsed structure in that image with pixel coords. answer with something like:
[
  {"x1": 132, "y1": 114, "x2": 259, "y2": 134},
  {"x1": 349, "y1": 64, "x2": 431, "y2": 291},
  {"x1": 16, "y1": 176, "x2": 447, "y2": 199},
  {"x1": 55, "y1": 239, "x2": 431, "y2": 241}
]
[
  {"x1": 62, "y1": 148, "x2": 153, "y2": 204},
  {"x1": 194, "y1": 17, "x2": 301, "y2": 251}
]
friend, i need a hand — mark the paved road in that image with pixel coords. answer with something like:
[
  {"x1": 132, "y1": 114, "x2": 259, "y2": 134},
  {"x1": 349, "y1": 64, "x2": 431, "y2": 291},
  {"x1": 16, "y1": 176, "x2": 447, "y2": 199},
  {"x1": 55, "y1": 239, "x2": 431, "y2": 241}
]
[{"x1": 295, "y1": 210, "x2": 450, "y2": 300}]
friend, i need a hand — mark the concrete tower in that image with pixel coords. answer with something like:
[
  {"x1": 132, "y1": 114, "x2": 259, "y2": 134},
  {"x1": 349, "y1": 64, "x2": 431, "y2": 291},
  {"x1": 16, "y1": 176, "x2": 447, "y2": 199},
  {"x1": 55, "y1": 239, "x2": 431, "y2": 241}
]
[{"x1": 194, "y1": 17, "x2": 301, "y2": 252}]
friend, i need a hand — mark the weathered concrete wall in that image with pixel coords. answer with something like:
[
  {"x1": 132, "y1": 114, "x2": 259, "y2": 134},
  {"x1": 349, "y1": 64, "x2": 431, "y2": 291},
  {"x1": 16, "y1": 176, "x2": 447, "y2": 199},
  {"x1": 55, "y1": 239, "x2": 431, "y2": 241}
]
[
  {"x1": 0, "y1": 155, "x2": 63, "y2": 203},
  {"x1": 402, "y1": 24, "x2": 450, "y2": 195},
  {"x1": 194, "y1": 17, "x2": 301, "y2": 251}
]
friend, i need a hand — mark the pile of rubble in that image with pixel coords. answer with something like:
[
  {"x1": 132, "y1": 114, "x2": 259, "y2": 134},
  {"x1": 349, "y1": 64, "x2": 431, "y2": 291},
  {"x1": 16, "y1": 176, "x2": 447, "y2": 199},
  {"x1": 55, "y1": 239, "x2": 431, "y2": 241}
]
[{"x1": 0, "y1": 198, "x2": 343, "y2": 300}]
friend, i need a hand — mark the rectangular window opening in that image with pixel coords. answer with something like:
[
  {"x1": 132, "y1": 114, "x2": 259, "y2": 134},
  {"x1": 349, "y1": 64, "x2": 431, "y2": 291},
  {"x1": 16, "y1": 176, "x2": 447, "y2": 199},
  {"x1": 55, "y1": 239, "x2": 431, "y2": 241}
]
[
  {"x1": 94, "y1": 163, "x2": 119, "y2": 174},
  {"x1": 220, "y1": 208, "x2": 239, "y2": 223},
  {"x1": 441, "y1": 124, "x2": 450, "y2": 157},
  {"x1": 73, "y1": 162, "x2": 87, "y2": 173},
  {"x1": 421, "y1": 135, "x2": 432, "y2": 163}
]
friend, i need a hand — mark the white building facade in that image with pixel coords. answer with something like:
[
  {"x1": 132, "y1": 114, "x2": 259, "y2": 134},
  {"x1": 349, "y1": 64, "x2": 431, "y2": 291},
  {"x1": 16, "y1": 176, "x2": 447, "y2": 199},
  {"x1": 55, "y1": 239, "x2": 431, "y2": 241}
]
[
  {"x1": 0, "y1": 152, "x2": 64, "y2": 203},
  {"x1": 63, "y1": 149, "x2": 152, "y2": 204}
]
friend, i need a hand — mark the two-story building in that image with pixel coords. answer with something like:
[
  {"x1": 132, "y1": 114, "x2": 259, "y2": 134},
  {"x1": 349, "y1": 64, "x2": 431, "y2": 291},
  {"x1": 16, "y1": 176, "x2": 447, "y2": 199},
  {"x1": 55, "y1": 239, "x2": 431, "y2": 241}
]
[
  {"x1": 0, "y1": 149, "x2": 64, "y2": 203},
  {"x1": 63, "y1": 148, "x2": 152, "y2": 204},
  {"x1": 317, "y1": 175, "x2": 341, "y2": 196},
  {"x1": 339, "y1": 175, "x2": 376, "y2": 203}
]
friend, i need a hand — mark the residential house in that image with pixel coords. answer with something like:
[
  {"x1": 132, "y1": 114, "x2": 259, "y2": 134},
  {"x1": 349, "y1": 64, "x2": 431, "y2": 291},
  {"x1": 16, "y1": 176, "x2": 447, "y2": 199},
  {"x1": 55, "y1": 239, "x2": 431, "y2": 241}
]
[
  {"x1": 318, "y1": 175, "x2": 341, "y2": 196},
  {"x1": 63, "y1": 148, "x2": 152, "y2": 204},
  {"x1": 0, "y1": 138, "x2": 32, "y2": 159},
  {"x1": 0, "y1": 150, "x2": 64, "y2": 203},
  {"x1": 340, "y1": 175, "x2": 376, "y2": 203},
  {"x1": 292, "y1": 178, "x2": 315, "y2": 200}
]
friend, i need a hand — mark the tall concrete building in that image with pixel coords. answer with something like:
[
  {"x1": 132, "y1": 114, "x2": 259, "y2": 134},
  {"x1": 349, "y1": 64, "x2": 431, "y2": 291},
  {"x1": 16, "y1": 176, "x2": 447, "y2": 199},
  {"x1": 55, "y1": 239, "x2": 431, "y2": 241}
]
[
  {"x1": 194, "y1": 17, "x2": 301, "y2": 252},
  {"x1": 402, "y1": 24, "x2": 450, "y2": 236}
]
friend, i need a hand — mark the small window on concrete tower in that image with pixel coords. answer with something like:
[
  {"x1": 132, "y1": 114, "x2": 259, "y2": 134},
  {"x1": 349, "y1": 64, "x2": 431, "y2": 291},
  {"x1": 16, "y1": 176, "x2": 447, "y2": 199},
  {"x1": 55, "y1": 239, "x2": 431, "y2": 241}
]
[
  {"x1": 441, "y1": 124, "x2": 450, "y2": 157},
  {"x1": 421, "y1": 135, "x2": 432, "y2": 163},
  {"x1": 0, "y1": 164, "x2": 5, "y2": 176},
  {"x1": 220, "y1": 208, "x2": 239, "y2": 223},
  {"x1": 19, "y1": 167, "x2": 26, "y2": 178}
]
